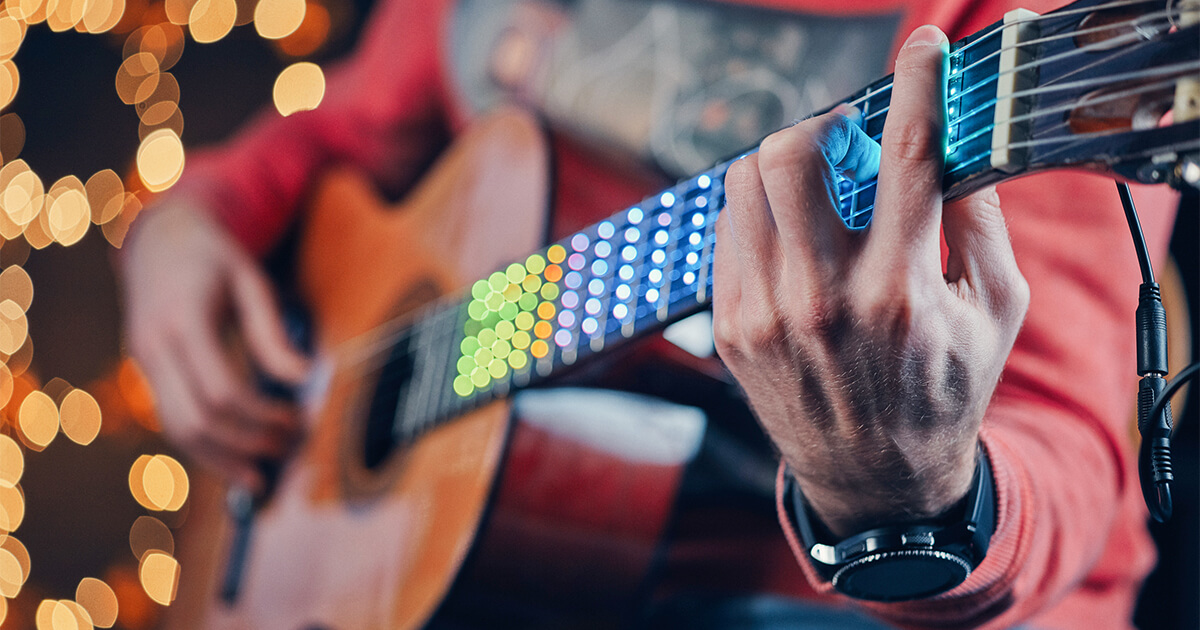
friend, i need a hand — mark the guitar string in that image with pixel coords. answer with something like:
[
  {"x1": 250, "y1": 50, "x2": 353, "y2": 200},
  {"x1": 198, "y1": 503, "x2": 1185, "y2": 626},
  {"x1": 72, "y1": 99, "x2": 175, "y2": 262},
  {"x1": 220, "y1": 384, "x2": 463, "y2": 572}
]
[{"x1": 324, "y1": 1, "x2": 1191, "y2": 383}]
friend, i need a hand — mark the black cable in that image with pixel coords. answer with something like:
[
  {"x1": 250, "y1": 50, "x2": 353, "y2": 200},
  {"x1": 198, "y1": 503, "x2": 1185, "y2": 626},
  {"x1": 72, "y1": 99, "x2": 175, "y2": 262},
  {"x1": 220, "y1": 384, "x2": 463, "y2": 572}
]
[{"x1": 1118, "y1": 182, "x2": 1155, "y2": 284}]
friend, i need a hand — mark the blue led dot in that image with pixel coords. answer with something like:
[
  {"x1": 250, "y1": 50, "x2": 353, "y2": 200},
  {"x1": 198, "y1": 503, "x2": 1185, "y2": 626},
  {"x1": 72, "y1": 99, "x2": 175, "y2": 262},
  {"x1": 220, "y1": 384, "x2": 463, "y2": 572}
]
[
  {"x1": 565, "y1": 271, "x2": 583, "y2": 289},
  {"x1": 582, "y1": 317, "x2": 599, "y2": 335},
  {"x1": 594, "y1": 241, "x2": 611, "y2": 258},
  {"x1": 660, "y1": 192, "x2": 676, "y2": 207},
  {"x1": 651, "y1": 250, "x2": 666, "y2": 265},
  {"x1": 627, "y1": 207, "x2": 644, "y2": 223},
  {"x1": 598, "y1": 221, "x2": 615, "y2": 239},
  {"x1": 616, "y1": 284, "x2": 631, "y2": 300},
  {"x1": 698, "y1": 175, "x2": 711, "y2": 188},
  {"x1": 625, "y1": 227, "x2": 641, "y2": 243},
  {"x1": 588, "y1": 278, "x2": 605, "y2": 296},
  {"x1": 591, "y1": 260, "x2": 609, "y2": 276},
  {"x1": 571, "y1": 233, "x2": 590, "y2": 252},
  {"x1": 621, "y1": 245, "x2": 637, "y2": 261},
  {"x1": 562, "y1": 290, "x2": 580, "y2": 309}
]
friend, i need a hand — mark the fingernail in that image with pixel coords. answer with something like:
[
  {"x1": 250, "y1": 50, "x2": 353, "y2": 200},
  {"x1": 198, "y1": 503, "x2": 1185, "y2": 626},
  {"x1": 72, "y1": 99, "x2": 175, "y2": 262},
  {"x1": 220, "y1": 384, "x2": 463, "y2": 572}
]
[
  {"x1": 832, "y1": 103, "x2": 862, "y2": 124},
  {"x1": 906, "y1": 24, "x2": 948, "y2": 48}
]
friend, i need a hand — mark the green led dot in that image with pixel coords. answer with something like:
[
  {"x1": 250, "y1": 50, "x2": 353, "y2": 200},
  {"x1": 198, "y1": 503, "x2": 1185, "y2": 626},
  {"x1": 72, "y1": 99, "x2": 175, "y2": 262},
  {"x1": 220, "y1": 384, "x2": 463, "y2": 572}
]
[
  {"x1": 470, "y1": 367, "x2": 490, "y2": 388},
  {"x1": 518, "y1": 292, "x2": 538, "y2": 311},
  {"x1": 474, "y1": 347, "x2": 494, "y2": 365},
  {"x1": 488, "y1": 360, "x2": 508, "y2": 379},
  {"x1": 522, "y1": 274, "x2": 542, "y2": 293},
  {"x1": 471, "y1": 280, "x2": 491, "y2": 301},
  {"x1": 495, "y1": 320, "x2": 515, "y2": 340},
  {"x1": 464, "y1": 319, "x2": 482, "y2": 336},
  {"x1": 454, "y1": 375, "x2": 474, "y2": 397},
  {"x1": 499, "y1": 302, "x2": 519, "y2": 321},
  {"x1": 512, "y1": 330, "x2": 531, "y2": 349},
  {"x1": 484, "y1": 292, "x2": 505, "y2": 311},
  {"x1": 526, "y1": 254, "x2": 546, "y2": 275},
  {"x1": 503, "y1": 283, "x2": 522, "y2": 302},
  {"x1": 483, "y1": 311, "x2": 503, "y2": 328},
  {"x1": 515, "y1": 312, "x2": 535, "y2": 331},
  {"x1": 491, "y1": 339, "x2": 511, "y2": 359},
  {"x1": 478, "y1": 328, "x2": 497, "y2": 347},
  {"x1": 540, "y1": 283, "x2": 560, "y2": 300},
  {"x1": 508, "y1": 350, "x2": 528, "y2": 370},
  {"x1": 506, "y1": 263, "x2": 526, "y2": 283},
  {"x1": 489, "y1": 271, "x2": 509, "y2": 291},
  {"x1": 460, "y1": 336, "x2": 480, "y2": 355},
  {"x1": 469, "y1": 300, "x2": 489, "y2": 321},
  {"x1": 457, "y1": 356, "x2": 476, "y2": 376}
]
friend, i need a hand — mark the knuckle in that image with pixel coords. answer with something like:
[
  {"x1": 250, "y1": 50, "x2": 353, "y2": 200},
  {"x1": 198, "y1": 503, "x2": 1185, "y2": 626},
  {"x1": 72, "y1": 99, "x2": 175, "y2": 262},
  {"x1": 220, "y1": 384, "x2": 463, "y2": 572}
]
[{"x1": 883, "y1": 117, "x2": 942, "y2": 166}]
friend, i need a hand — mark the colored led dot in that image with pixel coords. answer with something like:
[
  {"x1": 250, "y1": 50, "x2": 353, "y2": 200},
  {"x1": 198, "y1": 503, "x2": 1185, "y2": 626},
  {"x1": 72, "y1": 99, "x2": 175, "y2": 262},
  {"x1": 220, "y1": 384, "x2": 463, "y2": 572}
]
[
  {"x1": 616, "y1": 284, "x2": 631, "y2": 300},
  {"x1": 594, "y1": 241, "x2": 612, "y2": 258},
  {"x1": 689, "y1": 233, "x2": 702, "y2": 246},
  {"x1": 515, "y1": 312, "x2": 535, "y2": 331},
  {"x1": 696, "y1": 196, "x2": 708, "y2": 208},
  {"x1": 491, "y1": 339, "x2": 511, "y2": 359},
  {"x1": 547, "y1": 244, "x2": 566, "y2": 264},
  {"x1": 471, "y1": 280, "x2": 491, "y2": 300},
  {"x1": 654, "y1": 230, "x2": 668, "y2": 245},
  {"x1": 588, "y1": 279, "x2": 604, "y2": 296},
  {"x1": 464, "y1": 319, "x2": 482, "y2": 336},
  {"x1": 698, "y1": 174, "x2": 711, "y2": 188},
  {"x1": 495, "y1": 320, "x2": 515, "y2": 340},
  {"x1": 684, "y1": 271, "x2": 696, "y2": 284},
  {"x1": 470, "y1": 367, "x2": 491, "y2": 388},
  {"x1": 537, "y1": 302, "x2": 556, "y2": 320},
  {"x1": 591, "y1": 260, "x2": 608, "y2": 276},
  {"x1": 660, "y1": 192, "x2": 676, "y2": 207},
  {"x1": 540, "y1": 283, "x2": 560, "y2": 300},
  {"x1": 649, "y1": 268, "x2": 663, "y2": 283},
  {"x1": 523, "y1": 274, "x2": 542, "y2": 293},
  {"x1": 508, "y1": 350, "x2": 528, "y2": 369},
  {"x1": 461, "y1": 336, "x2": 481, "y2": 355},
  {"x1": 622, "y1": 245, "x2": 637, "y2": 261},
  {"x1": 582, "y1": 317, "x2": 599, "y2": 335},
  {"x1": 613, "y1": 303, "x2": 629, "y2": 319},
  {"x1": 534, "y1": 321, "x2": 553, "y2": 339},
  {"x1": 526, "y1": 254, "x2": 546, "y2": 275},
  {"x1": 565, "y1": 272, "x2": 583, "y2": 289},
  {"x1": 499, "y1": 302, "x2": 519, "y2": 320},
  {"x1": 515, "y1": 292, "x2": 534, "y2": 311},
  {"x1": 561, "y1": 290, "x2": 580, "y2": 309},
  {"x1": 691, "y1": 213, "x2": 705, "y2": 227},
  {"x1": 468, "y1": 301, "x2": 488, "y2": 321},
  {"x1": 454, "y1": 376, "x2": 474, "y2": 397},
  {"x1": 628, "y1": 207, "x2": 644, "y2": 223},
  {"x1": 503, "y1": 283, "x2": 522, "y2": 302},
  {"x1": 484, "y1": 293, "x2": 505, "y2": 311},
  {"x1": 488, "y1": 271, "x2": 508, "y2": 290},
  {"x1": 646, "y1": 288, "x2": 660, "y2": 302},
  {"x1": 625, "y1": 227, "x2": 640, "y2": 243},
  {"x1": 651, "y1": 250, "x2": 666, "y2": 265},
  {"x1": 567, "y1": 253, "x2": 585, "y2": 271},
  {"x1": 658, "y1": 213, "x2": 672, "y2": 226},
  {"x1": 554, "y1": 329, "x2": 572, "y2": 347},
  {"x1": 686, "y1": 252, "x2": 699, "y2": 265},
  {"x1": 488, "y1": 360, "x2": 508, "y2": 379},
  {"x1": 558, "y1": 311, "x2": 576, "y2": 328},
  {"x1": 482, "y1": 311, "x2": 503, "y2": 328},
  {"x1": 571, "y1": 233, "x2": 590, "y2": 252},
  {"x1": 478, "y1": 329, "x2": 497, "y2": 347},
  {"x1": 598, "y1": 221, "x2": 615, "y2": 239},
  {"x1": 506, "y1": 263, "x2": 526, "y2": 283},
  {"x1": 544, "y1": 265, "x2": 563, "y2": 282},
  {"x1": 474, "y1": 347, "x2": 494, "y2": 365},
  {"x1": 531, "y1": 340, "x2": 550, "y2": 359},
  {"x1": 457, "y1": 356, "x2": 476, "y2": 376},
  {"x1": 512, "y1": 331, "x2": 532, "y2": 349},
  {"x1": 619, "y1": 265, "x2": 634, "y2": 281},
  {"x1": 585, "y1": 298, "x2": 601, "y2": 315}
]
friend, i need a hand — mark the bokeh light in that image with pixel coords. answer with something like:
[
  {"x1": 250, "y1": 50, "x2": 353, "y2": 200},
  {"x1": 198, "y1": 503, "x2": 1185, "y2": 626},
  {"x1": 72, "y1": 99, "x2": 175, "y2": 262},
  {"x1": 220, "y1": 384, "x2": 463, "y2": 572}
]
[
  {"x1": 84, "y1": 169, "x2": 124, "y2": 225},
  {"x1": 188, "y1": 0, "x2": 236, "y2": 43},
  {"x1": 0, "y1": 60, "x2": 18, "y2": 112},
  {"x1": 0, "y1": 112, "x2": 24, "y2": 161},
  {"x1": 76, "y1": 577, "x2": 119, "y2": 628},
  {"x1": 128, "y1": 515, "x2": 173, "y2": 561},
  {"x1": 60, "y1": 388, "x2": 102, "y2": 445},
  {"x1": 275, "y1": 1, "x2": 329, "y2": 57},
  {"x1": 19, "y1": 389, "x2": 58, "y2": 449},
  {"x1": 0, "y1": 486, "x2": 24, "y2": 533},
  {"x1": 135, "y1": 129, "x2": 184, "y2": 192},
  {"x1": 129, "y1": 454, "x2": 188, "y2": 511},
  {"x1": 0, "y1": 13, "x2": 26, "y2": 61},
  {"x1": 81, "y1": 0, "x2": 125, "y2": 34},
  {"x1": 254, "y1": 0, "x2": 304, "y2": 39},
  {"x1": 0, "y1": 264, "x2": 34, "y2": 311},
  {"x1": 137, "y1": 552, "x2": 178, "y2": 605},
  {"x1": 272, "y1": 61, "x2": 324, "y2": 116},
  {"x1": 0, "y1": 433, "x2": 23, "y2": 488},
  {"x1": 0, "y1": 298, "x2": 29, "y2": 355},
  {"x1": 115, "y1": 53, "x2": 159, "y2": 106}
]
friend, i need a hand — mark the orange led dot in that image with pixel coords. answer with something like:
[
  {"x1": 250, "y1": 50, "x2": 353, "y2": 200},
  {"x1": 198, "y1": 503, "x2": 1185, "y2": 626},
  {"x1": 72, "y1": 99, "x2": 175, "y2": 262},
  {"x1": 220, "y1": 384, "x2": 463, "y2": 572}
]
[
  {"x1": 136, "y1": 129, "x2": 185, "y2": 192},
  {"x1": 18, "y1": 389, "x2": 56, "y2": 449},
  {"x1": 0, "y1": 485, "x2": 24, "y2": 532},
  {"x1": 82, "y1": 0, "x2": 123, "y2": 33},
  {"x1": 273, "y1": 62, "x2": 324, "y2": 116},
  {"x1": 255, "y1": 0, "x2": 305, "y2": 39},
  {"x1": 533, "y1": 321, "x2": 552, "y2": 339},
  {"x1": 536, "y1": 302, "x2": 555, "y2": 320},
  {"x1": 530, "y1": 340, "x2": 549, "y2": 359},
  {"x1": 60, "y1": 388, "x2": 101, "y2": 445},
  {"x1": 138, "y1": 552, "x2": 180, "y2": 605},
  {"x1": 0, "y1": 14, "x2": 24, "y2": 62},
  {"x1": 547, "y1": 245, "x2": 566, "y2": 264},
  {"x1": 189, "y1": 0, "x2": 237, "y2": 43},
  {"x1": 543, "y1": 264, "x2": 562, "y2": 283}
]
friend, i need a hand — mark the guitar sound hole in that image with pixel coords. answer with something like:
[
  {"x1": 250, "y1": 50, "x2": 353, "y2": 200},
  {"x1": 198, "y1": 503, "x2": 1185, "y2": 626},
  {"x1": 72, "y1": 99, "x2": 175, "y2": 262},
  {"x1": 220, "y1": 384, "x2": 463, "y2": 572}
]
[{"x1": 362, "y1": 332, "x2": 415, "y2": 469}]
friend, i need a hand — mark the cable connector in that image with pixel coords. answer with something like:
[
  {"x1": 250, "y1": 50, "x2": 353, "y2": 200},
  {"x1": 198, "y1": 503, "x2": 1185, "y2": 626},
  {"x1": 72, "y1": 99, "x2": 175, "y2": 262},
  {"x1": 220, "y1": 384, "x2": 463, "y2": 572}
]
[
  {"x1": 1137, "y1": 373, "x2": 1174, "y2": 522},
  {"x1": 1135, "y1": 282, "x2": 1168, "y2": 377}
]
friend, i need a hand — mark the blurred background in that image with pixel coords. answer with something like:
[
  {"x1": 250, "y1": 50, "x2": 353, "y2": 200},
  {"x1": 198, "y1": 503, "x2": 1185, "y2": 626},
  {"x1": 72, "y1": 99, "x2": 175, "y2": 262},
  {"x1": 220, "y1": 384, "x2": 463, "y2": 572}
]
[{"x1": 0, "y1": 0, "x2": 1195, "y2": 628}]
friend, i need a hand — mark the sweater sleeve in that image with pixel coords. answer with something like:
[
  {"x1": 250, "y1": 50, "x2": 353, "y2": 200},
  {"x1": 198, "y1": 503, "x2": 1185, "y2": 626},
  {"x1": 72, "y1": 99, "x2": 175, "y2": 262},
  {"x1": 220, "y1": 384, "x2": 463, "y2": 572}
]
[
  {"x1": 777, "y1": 172, "x2": 1178, "y2": 629},
  {"x1": 169, "y1": 0, "x2": 454, "y2": 257}
]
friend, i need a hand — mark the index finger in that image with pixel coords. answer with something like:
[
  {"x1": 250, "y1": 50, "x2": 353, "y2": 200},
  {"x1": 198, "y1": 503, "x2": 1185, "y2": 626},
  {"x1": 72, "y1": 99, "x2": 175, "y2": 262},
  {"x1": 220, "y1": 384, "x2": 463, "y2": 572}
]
[{"x1": 867, "y1": 25, "x2": 950, "y2": 276}]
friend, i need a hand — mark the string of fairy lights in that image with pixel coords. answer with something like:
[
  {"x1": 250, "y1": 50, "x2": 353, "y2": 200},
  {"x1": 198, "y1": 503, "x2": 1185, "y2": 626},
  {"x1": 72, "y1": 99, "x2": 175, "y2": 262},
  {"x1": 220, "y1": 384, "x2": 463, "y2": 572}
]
[{"x1": 0, "y1": 0, "x2": 331, "y2": 626}]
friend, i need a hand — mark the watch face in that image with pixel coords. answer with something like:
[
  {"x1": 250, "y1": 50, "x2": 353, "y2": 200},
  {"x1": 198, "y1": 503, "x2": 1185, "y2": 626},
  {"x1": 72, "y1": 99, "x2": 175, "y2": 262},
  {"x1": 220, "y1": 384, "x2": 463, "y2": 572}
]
[{"x1": 833, "y1": 549, "x2": 973, "y2": 602}]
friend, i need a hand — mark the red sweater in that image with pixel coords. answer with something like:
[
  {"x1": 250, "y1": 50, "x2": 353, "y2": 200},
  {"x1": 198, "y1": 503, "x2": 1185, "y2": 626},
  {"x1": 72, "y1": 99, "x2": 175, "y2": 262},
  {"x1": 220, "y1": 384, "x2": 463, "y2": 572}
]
[{"x1": 174, "y1": 0, "x2": 1179, "y2": 627}]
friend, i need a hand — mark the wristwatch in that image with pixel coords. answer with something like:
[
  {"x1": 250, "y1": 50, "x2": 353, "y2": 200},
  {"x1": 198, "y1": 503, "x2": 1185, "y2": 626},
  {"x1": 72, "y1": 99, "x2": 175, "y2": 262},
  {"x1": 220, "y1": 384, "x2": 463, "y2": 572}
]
[{"x1": 786, "y1": 447, "x2": 995, "y2": 602}]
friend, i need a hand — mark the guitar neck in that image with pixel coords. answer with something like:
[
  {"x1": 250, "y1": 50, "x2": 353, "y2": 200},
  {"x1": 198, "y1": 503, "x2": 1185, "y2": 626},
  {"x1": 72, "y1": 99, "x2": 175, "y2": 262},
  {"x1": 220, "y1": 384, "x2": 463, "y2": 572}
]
[{"x1": 379, "y1": 0, "x2": 1199, "y2": 441}]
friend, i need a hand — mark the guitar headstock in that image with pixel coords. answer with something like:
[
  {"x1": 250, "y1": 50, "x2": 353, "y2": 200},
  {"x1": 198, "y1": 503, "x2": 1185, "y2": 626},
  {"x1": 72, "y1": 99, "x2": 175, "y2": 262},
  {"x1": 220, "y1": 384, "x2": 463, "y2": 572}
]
[{"x1": 961, "y1": 0, "x2": 1200, "y2": 193}]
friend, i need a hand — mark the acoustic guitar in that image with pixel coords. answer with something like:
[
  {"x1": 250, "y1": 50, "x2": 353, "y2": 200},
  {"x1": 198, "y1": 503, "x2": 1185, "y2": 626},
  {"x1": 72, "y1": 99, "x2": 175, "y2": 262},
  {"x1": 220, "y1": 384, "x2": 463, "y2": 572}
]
[{"x1": 167, "y1": 0, "x2": 1200, "y2": 627}]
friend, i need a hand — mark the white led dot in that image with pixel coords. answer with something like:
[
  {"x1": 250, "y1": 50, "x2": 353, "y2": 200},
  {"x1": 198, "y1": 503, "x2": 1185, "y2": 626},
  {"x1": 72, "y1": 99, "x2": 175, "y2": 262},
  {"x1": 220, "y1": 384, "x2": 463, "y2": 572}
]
[
  {"x1": 555, "y1": 330, "x2": 573, "y2": 347},
  {"x1": 646, "y1": 288, "x2": 660, "y2": 303},
  {"x1": 613, "y1": 303, "x2": 629, "y2": 319},
  {"x1": 698, "y1": 175, "x2": 711, "y2": 188},
  {"x1": 691, "y1": 213, "x2": 704, "y2": 227},
  {"x1": 562, "y1": 290, "x2": 580, "y2": 308},
  {"x1": 571, "y1": 233, "x2": 590, "y2": 252},
  {"x1": 622, "y1": 245, "x2": 637, "y2": 261},
  {"x1": 589, "y1": 278, "x2": 605, "y2": 295},
  {"x1": 628, "y1": 207, "x2": 644, "y2": 223},
  {"x1": 696, "y1": 196, "x2": 708, "y2": 208},
  {"x1": 582, "y1": 317, "x2": 599, "y2": 335},
  {"x1": 594, "y1": 241, "x2": 612, "y2": 257},
  {"x1": 558, "y1": 311, "x2": 576, "y2": 327},
  {"x1": 658, "y1": 213, "x2": 672, "y2": 226},
  {"x1": 619, "y1": 265, "x2": 634, "y2": 281},
  {"x1": 625, "y1": 227, "x2": 641, "y2": 243},
  {"x1": 616, "y1": 284, "x2": 631, "y2": 300},
  {"x1": 598, "y1": 221, "x2": 615, "y2": 239},
  {"x1": 686, "y1": 252, "x2": 698, "y2": 265},
  {"x1": 591, "y1": 260, "x2": 609, "y2": 276},
  {"x1": 651, "y1": 250, "x2": 666, "y2": 265},
  {"x1": 649, "y1": 268, "x2": 663, "y2": 283},
  {"x1": 689, "y1": 233, "x2": 702, "y2": 246},
  {"x1": 585, "y1": 298, "x2": 601, "y2": 315},
  {"x1": 654, "y1": 230, "x2": 669, "y2": 245},
  {"x1": 683, "y1": 271, "x2": 696, "y2": 284},
  {"x1": 660, "y1": 192, "x2": 676, "y2": 207}
]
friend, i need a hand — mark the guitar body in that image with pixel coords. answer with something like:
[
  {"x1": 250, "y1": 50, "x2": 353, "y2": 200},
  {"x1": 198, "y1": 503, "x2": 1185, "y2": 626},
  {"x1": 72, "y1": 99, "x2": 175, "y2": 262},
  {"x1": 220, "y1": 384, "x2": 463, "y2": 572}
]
[{"x1": 168, "y1": 110, "x2": 692, "y2": 629}]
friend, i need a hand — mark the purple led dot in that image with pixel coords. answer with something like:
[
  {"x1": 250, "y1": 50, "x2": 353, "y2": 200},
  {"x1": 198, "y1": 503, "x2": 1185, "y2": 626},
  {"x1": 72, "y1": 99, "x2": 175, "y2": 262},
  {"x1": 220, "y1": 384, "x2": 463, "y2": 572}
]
[
  {"x1": 657, "y1": 213, "x2": 671, "y2": 226},
  {"x1": 558, "y1": 311, "x2": 576, "y2": 327},
  {"x1": 571, "y1": 233, "x2": 590, "y2": 252},
  {"x1": 555, "y1": 329, "x2": 573, "y2": 347},
  {"x1": 568, "y1": 253, "x2": 586, "y2": 271},
  {"x1": 561, "y1": 290, "x2": 580, "y2": 309},
  {"x1": 565, "y1": 271, "x2": 583, "y2": 289}
]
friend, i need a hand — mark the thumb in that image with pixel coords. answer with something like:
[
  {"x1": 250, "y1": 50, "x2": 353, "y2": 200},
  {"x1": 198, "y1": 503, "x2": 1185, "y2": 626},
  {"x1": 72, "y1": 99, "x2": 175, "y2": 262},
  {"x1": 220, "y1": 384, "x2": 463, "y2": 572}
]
[
  {"x1": 942, "y1": 186, "x2": 1028, "y2": 319},
  {"x1": 227, "y1": 258, "x2": 312, "y2": 384}
]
